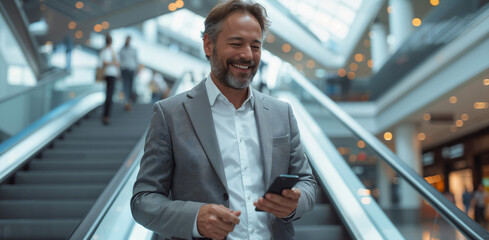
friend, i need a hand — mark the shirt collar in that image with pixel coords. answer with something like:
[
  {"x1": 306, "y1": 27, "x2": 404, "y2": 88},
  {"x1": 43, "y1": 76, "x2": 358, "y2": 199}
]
[{"x1": 205, "y1": 75, "x2": 254, "y2": 108}]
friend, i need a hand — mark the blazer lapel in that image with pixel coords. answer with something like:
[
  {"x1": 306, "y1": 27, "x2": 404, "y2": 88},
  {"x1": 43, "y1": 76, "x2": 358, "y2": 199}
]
[
  {"x1": 183, "y1": 81, "x2": 228, "y2": 190},
  {"x1": 254, "y1": 90, "x2": 273, "y2": 188}
]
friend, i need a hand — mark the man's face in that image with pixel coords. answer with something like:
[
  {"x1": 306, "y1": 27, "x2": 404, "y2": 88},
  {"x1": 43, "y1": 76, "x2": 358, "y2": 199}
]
[{"x1": 204, "y1": 11, "x2": 262, "y2": 89}]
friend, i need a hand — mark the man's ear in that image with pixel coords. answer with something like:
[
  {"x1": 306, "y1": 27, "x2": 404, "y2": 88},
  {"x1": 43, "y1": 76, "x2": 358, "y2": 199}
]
[{"x1": 203, "y1": 34, "x2": 213, "y2": 58}]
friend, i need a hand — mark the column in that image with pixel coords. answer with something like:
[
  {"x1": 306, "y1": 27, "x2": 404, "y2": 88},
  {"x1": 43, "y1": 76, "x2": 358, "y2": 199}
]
[
  {"x1": 377, "y1": 160, "x2": 393, "y2": 209},
  {"x1": 370, "y1": 21, "x2": 389, "y2": 72},
  {"x1": 395, "y1": 122, "x2": 422, "y2": 209},
  {"x1": 388, "y1": 0, "x2": 414, "y2": 52},
  {"x1": 143, "y1": 19, "x2": 158, "y2": 44}
]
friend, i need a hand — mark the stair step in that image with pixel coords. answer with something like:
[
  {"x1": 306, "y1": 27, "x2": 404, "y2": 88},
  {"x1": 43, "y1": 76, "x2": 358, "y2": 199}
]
[
  {"x1": 0, "y1": 185, "x2": 105, "y2": 200},
  {"x1": 40, "y1": 150, "x2": 129, "y2": 160},
  {"x1": 0, "y1": 200, "x2": 93, "y2": 219},
  {"x1": 28, "y1": 160, "x2": 122, "y2": 171},
  {"x1": 295, "y1": 225, "x2": 350, "y2": 240},
  {"x1": 0, "y1": 218, "x2": 80, "y2": 240},
  {"x1": 294, "y1": 204, "x2": 340, "y2": 226},
  {"x1": 14, "y1": 171, "x2": 115, "y2": 184}
]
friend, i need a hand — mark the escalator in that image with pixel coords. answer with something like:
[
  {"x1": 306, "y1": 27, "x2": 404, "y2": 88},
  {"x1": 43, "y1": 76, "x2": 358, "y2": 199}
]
[{"x1": 0, "y1": 102, "x2": 152, "y2": 240}]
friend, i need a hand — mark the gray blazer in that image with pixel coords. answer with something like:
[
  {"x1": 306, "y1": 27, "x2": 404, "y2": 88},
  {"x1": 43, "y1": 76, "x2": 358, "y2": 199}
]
[{"x1": 131, "y1": 80, "x2": 317, "y2": 240}]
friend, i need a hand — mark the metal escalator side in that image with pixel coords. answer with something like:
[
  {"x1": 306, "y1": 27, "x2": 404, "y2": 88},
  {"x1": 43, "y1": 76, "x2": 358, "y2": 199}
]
[{"x1": 0, "y1": 91, "x2": 153, "y2": 240}]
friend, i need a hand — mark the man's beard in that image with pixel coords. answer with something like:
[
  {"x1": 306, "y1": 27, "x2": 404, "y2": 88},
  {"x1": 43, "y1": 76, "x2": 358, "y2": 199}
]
[{"x1": 210, "y1": 49, "x2": 258, "y2": 89}]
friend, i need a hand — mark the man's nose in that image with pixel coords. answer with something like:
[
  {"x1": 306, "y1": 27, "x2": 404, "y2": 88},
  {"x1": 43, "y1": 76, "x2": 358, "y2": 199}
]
[{"x1": 239, "y1": 45, "x2": 253, "y2": 60}]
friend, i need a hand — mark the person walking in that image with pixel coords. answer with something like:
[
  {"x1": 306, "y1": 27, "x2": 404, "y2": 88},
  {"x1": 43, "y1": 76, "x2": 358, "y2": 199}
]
[
  {"x1": 99, "y1": 34, "x2": 119, "y2": 125},
  {"x1": 119, "y1": 35, "x2": 139, "y2": 111}
]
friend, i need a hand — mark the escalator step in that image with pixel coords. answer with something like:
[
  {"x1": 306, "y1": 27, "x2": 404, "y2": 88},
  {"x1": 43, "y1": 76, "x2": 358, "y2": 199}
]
[
  {"x1": 293, "y1": 204, "x2": 340, "y2": 226},
  {"x1": 0, "y1": 218, "x2": 80, "y2": 240},
  {"x1": 14, "y1": 171, "x2": 115, "y2": 184},
  {"x1": 28, "y1": 160, "x2": 121, "y2": 171},
  {"x1": 0, "y1": 185, "x2": 105, "y2": 200},
  {"x1": 0, "y1": 200, "x2": 93, "y2": 219},
  {"x1": 40, "y1": 150, "x2": 128, "y2": 160},
  {"x1": 295, "y1": 225, "x2": 350, "y2": 240}
]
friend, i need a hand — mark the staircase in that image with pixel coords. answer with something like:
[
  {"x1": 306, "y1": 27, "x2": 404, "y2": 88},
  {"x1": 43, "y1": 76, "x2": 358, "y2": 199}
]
[{"x1": 0, "y1": 103, "x2": 153, "y2": 240}]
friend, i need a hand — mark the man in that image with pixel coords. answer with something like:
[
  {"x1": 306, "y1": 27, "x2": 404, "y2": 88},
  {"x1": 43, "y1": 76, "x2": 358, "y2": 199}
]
[
  {"x1": 131, "y1": 0, "x2": 316, "y2": 239},
  {"x1": 119, "y1": 35, "x2": 139, "y2": 111}
]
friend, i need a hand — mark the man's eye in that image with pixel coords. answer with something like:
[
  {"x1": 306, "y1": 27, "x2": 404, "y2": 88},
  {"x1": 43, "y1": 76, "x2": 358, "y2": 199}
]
[{"x1": 230, "y1": 43, "x2": 241, "y2": 46}]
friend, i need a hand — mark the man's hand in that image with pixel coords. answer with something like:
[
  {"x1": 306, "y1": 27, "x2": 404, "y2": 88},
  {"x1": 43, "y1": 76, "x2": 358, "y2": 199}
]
[
  {"x1": 253, "y1": 188, "x2": 301, "y2": 219},
  {"x1": 197, "y1": 204, "x2": 241, "y2": 240}
]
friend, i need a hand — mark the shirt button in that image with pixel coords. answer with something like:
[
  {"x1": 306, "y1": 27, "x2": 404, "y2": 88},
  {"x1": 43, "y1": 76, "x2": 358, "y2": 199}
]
[{"x1": 223, "y1": 193, "x2": 229, "y2": 201}]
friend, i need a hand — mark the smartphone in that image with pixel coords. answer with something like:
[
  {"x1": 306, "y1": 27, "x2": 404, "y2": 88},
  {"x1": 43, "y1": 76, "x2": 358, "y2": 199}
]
[{"x1": 255, "y1": 174, "x2": 299, "y2": 211}]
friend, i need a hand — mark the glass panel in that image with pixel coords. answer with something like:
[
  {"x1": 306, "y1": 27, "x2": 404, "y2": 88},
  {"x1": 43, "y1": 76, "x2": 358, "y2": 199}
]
[
  {"x1": 274, "y1": 0, "x2": 363, "y2": 43},
  {"x1": 274, "y1": 65, "x2": 475, "y2": 240}
]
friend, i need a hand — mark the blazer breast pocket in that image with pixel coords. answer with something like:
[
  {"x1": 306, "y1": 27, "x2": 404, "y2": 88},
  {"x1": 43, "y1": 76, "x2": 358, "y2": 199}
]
[{"x1": 273, "y1": 134, "x2": 289, "y2": 146}]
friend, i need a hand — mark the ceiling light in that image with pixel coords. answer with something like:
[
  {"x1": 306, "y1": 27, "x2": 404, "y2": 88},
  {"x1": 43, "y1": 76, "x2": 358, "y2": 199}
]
[
  {"x1": 474, "y1": 102, "x2": 489, "y2": 109},
  {"x1": 430, "y1": 0, "x2": 440, "y2": 6},
  {"x1": 384, "y1": 132, "x2": 393, "y2": 141},
  {"x1": 175, "y1": 0, "x2": 184, "y2": 8},
  {"x1": 354, "y1": 54, "x2": 364, "y2": 62},
  {"x1": 282, "y1": 43, "x2": 291, "y2": 53},
  {"x1": 168, "y1": 3, "x2": 177, "y2": 11},
  {"x1": 338, "y1": 68, "x2": 346, "y2": 77},
  {"x1": 412, "y1": 18, "x2": 422, "y2": 27},
  {"x1": 75, "y1": 1, "x2": 84, "y2": 9},
  {"x1": 417, "y1": 133, "x2": 426, "y2": 141},
  {"x1": 367, "y1": 59, "x2": 373, "y2": 68},
  {"x1": 68, "y1": 21, "x2": 77, "y2": 30},
  {"x1": 347, "y1": 72, "x2": 356, "y2": 80},
  {"x1": 461, "y1": 113, "x2": 469, "y2": 121},
  {"x1": 306, "y1": 60, "x2": 315, "y2": 69},
  {"x1": 357, "y1": 140, "x2": 366, "y2": 149},
  {"x1": 484, "y1": 79, "x2": 489, "y2": 86},
  {"x1": 294, "y1": 52, "x2": 303, "y2": 61},
  {"x1": 265, "y1": 34, "x2": 275, "y2": 43},
  {"x1": 423, "y1": 113, "x2": 431, "y2": 121},
  {"x1": 74, "y1": 30, "x2": 83, "y2": 39},
  {"x1": 101, "y1": 21, "x2": 110, "y2": 29},
  {"x1": 93, "y1": 24, "x2": 103, "y2": 32},
  {"x1": 350, "y1": 63, "x2": 358, "y2": 71},
  {"x1": 449, "y1": 96, "x2": 457, "y2": 104},
  {"x1": 456, "y1": 120, "x2": 463, "y2": 127}
]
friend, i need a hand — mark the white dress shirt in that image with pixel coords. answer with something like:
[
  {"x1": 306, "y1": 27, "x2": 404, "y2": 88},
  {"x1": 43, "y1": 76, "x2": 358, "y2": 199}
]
[
  {"x1": 192, "y1": 78, "x2": 271, "y2": 239},
  {"x1": 99, "y1": 47, "x2": 118, "y2": 77}
]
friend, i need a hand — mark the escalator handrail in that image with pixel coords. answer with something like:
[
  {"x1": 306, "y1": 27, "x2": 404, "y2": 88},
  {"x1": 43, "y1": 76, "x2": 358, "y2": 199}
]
[
  {"x1": 287, "y1": 68, "x2": 489, "y2": 239},
  {"x1": 0, "y1": 67, "x2": 67, "y2": 104},
  {"x1": 0, "y1": 91, "x2": 104, "y2": 183},
  {"x1": 279, "y1": 92, "x2": 403, "y2": 239}
]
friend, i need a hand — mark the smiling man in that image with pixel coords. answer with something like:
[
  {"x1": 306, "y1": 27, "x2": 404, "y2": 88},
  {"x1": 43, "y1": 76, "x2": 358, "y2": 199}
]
[{"x1": 131, "y1": 1, "x2": 317, "y2": 239}]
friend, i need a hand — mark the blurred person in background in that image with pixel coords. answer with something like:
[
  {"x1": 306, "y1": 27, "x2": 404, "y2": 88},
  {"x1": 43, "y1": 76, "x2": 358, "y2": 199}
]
[
  {"x1": 473, "y1": 184, "x2": 488, "y2": 226},
  {"x1": 149, "y1": 70, "x2": 169, "y2": 103},
  {"x1": 463, "y1": 187, "x2": 473, "y2": 214},
  {"x1": 119, "y1": 35, "x2": 139, "y2": 111},
  {"x1": 99, "y1": 34, "x2": 119, "y2": 125}
]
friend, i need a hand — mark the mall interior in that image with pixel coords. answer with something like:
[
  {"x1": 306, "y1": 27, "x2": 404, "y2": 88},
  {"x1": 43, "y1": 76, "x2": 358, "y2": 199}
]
[{"x1": 1, "y1": 0, "x2": 489, "y2": 239}]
